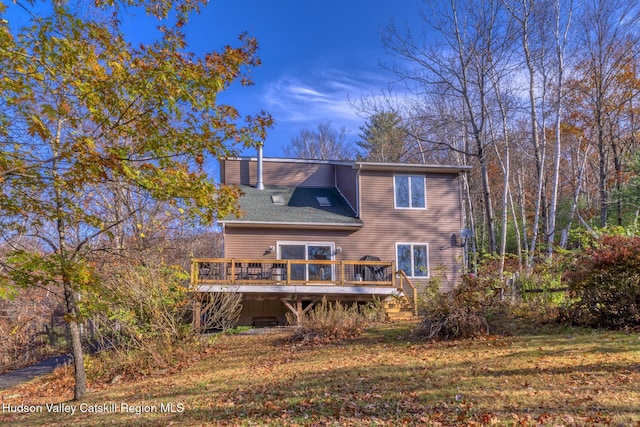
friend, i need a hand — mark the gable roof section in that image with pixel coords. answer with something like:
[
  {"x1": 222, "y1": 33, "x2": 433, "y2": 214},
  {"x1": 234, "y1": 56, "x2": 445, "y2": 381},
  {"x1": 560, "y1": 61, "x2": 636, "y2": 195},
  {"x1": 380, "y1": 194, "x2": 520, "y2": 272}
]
[{"x1": 221, "y1": 185, "x2": 363, "y2": 229}]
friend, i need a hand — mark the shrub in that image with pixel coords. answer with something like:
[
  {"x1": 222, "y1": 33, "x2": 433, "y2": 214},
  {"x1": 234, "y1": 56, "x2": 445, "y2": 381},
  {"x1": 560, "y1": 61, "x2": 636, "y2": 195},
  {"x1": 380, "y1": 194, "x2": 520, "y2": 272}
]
[
  {"x1": 289, "y1": 298, "x2": 371, "y2": 343},
  {"x1": 510, "y1": 266, "x2": 568, "y2": 324},
  {"x1": 359, "y1": 297, "x2": 387, "y2": 323},
  {"x1": 415, "y1": 275, "x2": 506, "y2": 341},
  {"x1": 563, "y1": 234, "x2": 640, "y2": 328},
  {"x1": 89, "y1": 262, "x2": 196, "y2": 368},
  {"x1": 196, "y1": 291, "x2": 243, "y2": 333},
  {"x1": 0, "y1": 288, "x2": 66, "y2": 373}
]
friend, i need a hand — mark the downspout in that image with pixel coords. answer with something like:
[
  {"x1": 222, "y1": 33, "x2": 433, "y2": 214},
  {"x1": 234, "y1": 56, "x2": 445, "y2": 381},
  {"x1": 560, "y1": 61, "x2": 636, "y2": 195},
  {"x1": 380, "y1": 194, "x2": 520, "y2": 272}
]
[
  {"x1": 458, "y1": 171, "x2": 468, "y2": 274},
  {"x1": 256, "y1": 143, "x2": 264, "y2": 190},
  {"x1": 354, "y1": 162, "x2": 362, "y2": 218},
  {"x1": 221, "y1": 223, "x2": 226, "y2": 258}
]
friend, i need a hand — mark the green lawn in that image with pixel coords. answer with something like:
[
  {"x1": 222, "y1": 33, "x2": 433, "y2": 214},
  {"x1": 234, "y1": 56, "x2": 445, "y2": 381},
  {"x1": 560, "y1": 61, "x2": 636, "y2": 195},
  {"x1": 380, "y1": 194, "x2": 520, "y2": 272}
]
[{"x1": 1, "y1": 322, "x2": 639, "y2": 426}]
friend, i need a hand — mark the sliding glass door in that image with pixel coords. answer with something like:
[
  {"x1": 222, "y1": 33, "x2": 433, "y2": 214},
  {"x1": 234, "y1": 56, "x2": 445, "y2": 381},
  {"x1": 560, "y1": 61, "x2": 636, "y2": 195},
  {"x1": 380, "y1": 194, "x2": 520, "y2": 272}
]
[
  {"x1": 279, "y1": 244, "x2": 306, "y2": 281},
  {"x1": 278, "y1": 242, "x2": 334, "y2": 282}
]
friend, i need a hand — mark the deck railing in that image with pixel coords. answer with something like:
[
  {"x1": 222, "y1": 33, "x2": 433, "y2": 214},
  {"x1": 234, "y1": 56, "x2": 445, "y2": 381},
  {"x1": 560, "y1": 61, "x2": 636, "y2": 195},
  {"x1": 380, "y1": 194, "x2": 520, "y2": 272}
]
[{"x1": 191, "y1": 258, "x2": 396, "y2": 288}]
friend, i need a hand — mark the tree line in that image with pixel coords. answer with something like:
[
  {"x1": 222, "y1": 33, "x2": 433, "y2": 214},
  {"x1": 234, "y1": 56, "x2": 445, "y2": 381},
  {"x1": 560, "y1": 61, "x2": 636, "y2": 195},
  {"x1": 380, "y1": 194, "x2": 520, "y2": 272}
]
[{"x1": 286, "y1": 0, "x2": 640, "y2": 277}]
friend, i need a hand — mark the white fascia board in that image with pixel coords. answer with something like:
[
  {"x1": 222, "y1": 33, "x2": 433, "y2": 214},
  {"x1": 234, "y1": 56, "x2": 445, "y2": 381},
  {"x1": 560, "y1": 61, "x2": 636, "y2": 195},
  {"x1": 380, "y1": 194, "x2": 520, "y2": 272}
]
[
  {"x1": 197, "y1": 285, "x2": 401, "y2": 295},
  {"x1": 219, "y1": 220, "x2": 363, "y2": 230}
]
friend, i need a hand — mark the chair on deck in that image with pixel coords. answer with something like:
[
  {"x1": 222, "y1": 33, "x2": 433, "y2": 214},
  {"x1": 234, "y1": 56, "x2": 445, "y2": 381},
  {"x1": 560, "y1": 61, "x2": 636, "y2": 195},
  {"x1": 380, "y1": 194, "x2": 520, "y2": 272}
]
[
  {"x1": 199, "y1": 262, "x2": 223, "y2": 280},
  {"x1": 226, "y1": 262, "x2": 245, "y2": 280},
  {"x1": 198, "y1": 262, "x2": 212, "y2": 279},
  {"x1": 247, "y1": 262, "x2": 265, "y2": 279},
  {"x1": 270, "y1": 263, "x2": 286, "y2": 282}
]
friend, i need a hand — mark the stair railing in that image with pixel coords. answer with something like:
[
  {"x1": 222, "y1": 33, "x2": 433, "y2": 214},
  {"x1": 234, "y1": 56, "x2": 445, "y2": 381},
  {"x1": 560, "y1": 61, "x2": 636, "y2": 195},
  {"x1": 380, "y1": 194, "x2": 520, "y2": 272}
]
[{"x1": 396, "y1": 270, "x2": 418, "y2": 316}]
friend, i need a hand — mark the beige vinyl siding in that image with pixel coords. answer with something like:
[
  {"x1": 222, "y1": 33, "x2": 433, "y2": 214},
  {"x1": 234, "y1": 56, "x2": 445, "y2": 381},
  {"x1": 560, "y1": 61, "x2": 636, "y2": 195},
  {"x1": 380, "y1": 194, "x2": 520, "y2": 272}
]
[
  {"x1": 335, "y1": 165, "x2": 358, "y2": 214},
  {"x1": 355, "y1": 170, "x2": 464, "y2": 291},
  {"x1": 224, "y1": 227, "x2": 359, "y2": 260},
  {"x1": 222, "y1": 158, "x2": 335, "y2": 187},
  {"x1": 222, "y1": 165, "x2": 465, "y2": 292},
  {"x1": 222, "y1": 159, "x2": 248, "y2": 185}
]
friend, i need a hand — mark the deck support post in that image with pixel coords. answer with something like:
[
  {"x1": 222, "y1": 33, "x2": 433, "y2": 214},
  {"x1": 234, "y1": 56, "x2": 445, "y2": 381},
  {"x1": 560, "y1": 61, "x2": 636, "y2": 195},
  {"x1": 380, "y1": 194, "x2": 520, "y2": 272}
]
[
  {"x1": 282, "y1": 297, "x2": 303, "y2": 325},
  {"x1": 193, "y1": 293, "x2": 202, "y2": 331},
  {"x1": 282, "y1": 297, "x2": 321, "y2": 325},
  {"x1": 296, "y1": 299, "x2": 303, "y2": 323}
]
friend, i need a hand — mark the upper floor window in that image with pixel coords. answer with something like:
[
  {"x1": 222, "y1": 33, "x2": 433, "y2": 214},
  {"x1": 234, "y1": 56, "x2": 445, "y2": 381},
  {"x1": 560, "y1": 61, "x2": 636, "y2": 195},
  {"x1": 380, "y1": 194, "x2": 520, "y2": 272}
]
[{"x1": 394, "y1": 175, "x2": 426, "y2": 209}]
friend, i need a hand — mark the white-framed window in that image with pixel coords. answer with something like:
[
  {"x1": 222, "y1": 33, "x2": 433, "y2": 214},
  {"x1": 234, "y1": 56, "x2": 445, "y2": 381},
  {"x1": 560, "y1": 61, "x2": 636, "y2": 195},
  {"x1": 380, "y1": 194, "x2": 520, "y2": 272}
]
[
  {"x1": 396, "y1": 243, "x2": 429, "y2": 278},
  {"x1": 394, "y1": 175, "x2": 426, "y2": 209},
  {"x1": 277, "y1": 241, "x2": 334, "y2": 281}
]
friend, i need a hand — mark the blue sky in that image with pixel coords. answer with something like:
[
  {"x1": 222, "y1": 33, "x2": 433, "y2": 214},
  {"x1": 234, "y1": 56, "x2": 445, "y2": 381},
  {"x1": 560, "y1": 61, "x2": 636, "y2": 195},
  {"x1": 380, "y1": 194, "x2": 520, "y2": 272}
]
[
  {"x1": 4, "y1": 0, "x2": 423, "y2": 157},
  {"x1": 178, "y1": 0, "x2": 423, "y2": 157}
]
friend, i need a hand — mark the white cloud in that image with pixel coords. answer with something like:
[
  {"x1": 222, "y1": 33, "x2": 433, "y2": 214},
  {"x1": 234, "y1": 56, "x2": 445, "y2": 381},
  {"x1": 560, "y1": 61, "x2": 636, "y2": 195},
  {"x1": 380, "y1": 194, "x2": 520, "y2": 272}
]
[{"x1": 263, "y1": 68, "x2": 390, "y2": 134}]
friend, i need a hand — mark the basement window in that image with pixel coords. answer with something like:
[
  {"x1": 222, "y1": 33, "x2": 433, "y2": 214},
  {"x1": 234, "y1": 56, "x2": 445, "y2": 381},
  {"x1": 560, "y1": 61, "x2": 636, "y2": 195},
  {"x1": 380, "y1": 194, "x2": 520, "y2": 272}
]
[
  {"x1": 271, "y1": 194, "x2": 285, "y2": 205},
  {"x1": 316, "y1": 196, "x2": 331, "y2": 207}
]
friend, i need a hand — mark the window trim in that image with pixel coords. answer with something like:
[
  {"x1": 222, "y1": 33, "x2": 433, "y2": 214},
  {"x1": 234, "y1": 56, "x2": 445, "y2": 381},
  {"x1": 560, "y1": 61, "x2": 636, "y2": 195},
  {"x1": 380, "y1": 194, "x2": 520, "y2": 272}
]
[
  {"x1": 395, "y1": 242, "x2": 430, "y2": 278},
  {"x1": 393, "y1": 174, "x2": 427, "y2": 209},
  {"x1": 276, "y1": 241, "x2": 335, "y2": 260}
]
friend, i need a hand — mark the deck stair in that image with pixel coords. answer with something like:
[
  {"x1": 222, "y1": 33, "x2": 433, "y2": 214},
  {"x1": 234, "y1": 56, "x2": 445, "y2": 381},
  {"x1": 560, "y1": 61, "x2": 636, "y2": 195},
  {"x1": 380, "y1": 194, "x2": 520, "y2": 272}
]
[
  {"x1": 382, "y1": 294, "x2": 416, "y2": 321},
  {"x1": 382, "y1": 270, "x2": 419, "y2": 321}
]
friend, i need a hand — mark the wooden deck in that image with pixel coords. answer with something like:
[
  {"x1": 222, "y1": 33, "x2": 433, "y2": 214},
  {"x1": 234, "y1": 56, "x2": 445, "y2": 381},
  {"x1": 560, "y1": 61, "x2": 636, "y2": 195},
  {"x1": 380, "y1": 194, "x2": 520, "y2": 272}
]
[
  {"x1": 191, "y1": 259, "x2": 419, "y2": 324},
  {"x1": 191, "y1": 258, "x2": 397, "y2": 288}
]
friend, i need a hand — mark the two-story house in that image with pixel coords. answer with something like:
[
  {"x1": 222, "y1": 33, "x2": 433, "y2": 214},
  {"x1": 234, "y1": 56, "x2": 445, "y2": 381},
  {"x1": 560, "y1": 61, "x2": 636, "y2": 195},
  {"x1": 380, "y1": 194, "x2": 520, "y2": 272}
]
[{"x1": 191, "y1": 155, "x2": 471, "y2": 327}]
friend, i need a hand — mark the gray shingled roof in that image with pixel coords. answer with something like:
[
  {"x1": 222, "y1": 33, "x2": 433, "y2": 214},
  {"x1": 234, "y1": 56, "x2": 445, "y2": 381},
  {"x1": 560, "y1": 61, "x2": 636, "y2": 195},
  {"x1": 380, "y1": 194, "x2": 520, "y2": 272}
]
[{"x1": 222, "y1": 185, "x2": 362, "y2": 227}]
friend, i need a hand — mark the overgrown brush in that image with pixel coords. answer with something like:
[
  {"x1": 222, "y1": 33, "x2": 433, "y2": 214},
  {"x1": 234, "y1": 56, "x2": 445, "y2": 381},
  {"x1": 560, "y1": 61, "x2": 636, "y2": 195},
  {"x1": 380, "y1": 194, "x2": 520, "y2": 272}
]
[
  {"x1": 510, "y1": 269, "x2": 567, "y2": 325},
  {"x1": 288, "y1": 298, "x2": 374, "y2": 343},
  {"x1": 414, "y1": 275, "x2": 507, "y2": 341},
  {"x1": 196, "y1": 291, "x2": 243, "y2": 332},
  {"x1": 359, "y1": 296, "x2": 387, "y2": 323},
  {"x1": 88, "y1": 262, "x2": 197, "y2": 369},
  {"x1": 563, "y1": 234, "x2": 640, "y2": 328},
  {"x1": 0, "y1": 288, "x2": 66, "y2": 373}
]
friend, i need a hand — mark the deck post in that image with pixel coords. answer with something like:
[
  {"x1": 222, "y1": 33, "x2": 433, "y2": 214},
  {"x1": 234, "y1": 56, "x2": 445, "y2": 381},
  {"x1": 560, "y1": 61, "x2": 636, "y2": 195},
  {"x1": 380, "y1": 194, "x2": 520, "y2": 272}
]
[
  {"x1": 193, "y1": 294, "x2": 202, "y2": 331},
  {"x1": 281, "y1": 297, "x2": 305, "y2": 325},
  {"x1": 296, "y1": 298, "x2": 303, "y2": 323},
  {"x1": 391, "y1": 261, "x2": 396, "y2": 288},
  {"x1": 191, "y1": 261, "x2": 197, "y2": 286},
  {"x1": 230, "y1": 260, "x2": 236, "y2": 284}
]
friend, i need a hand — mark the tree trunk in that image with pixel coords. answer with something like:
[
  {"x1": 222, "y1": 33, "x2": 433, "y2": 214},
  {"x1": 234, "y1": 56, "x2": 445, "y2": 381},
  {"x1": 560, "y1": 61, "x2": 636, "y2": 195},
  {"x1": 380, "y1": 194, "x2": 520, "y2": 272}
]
[
  {"x1": 477, "y1": 144, "x2": 497, "y2": 254},
  {"x1": 53, "y1": 119, "x2": 86, "y2": 400},
  {"x1": 508, "y1": 184, "x2": 523, "y2": 271},
  {"x1": 598, "y1": 121, "x2": 608, "y2": 228},
  {"x1": 560, "y1": 141, "x2": 590, "y2": 248},
  {"x1": 517, "y1": 165, "x2": 529, "y2": 262},
  {"x1": 548, "y1": 0, "x2": 571, "y2": 257},
  {"x1": 519, "y1": 4, "x2": 546, "y2": 267},
  {"x1": 612, "y1": 138, "x2": 623, "y2": 226},
  {"x1": 487, "y1": 72, "x2": 511, "y2": 277},
  {"x1": 63, "y1": 280, "x2": 87, "y2": 400}
]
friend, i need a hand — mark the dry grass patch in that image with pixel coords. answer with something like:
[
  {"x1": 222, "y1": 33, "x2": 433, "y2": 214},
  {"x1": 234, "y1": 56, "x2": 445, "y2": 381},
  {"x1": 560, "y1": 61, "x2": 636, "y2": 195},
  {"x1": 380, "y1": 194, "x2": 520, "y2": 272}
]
[{"x1": 1, "y1": 323, "x2": 639, "y2": 426}]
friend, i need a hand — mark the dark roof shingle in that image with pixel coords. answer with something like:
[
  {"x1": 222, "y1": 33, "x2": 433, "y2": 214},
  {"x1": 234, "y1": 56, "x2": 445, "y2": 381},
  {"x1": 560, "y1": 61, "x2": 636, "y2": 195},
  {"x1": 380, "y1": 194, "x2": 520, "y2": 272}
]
[{"x1": 222, "y1": 185, "x2": 362, "y2": 228}]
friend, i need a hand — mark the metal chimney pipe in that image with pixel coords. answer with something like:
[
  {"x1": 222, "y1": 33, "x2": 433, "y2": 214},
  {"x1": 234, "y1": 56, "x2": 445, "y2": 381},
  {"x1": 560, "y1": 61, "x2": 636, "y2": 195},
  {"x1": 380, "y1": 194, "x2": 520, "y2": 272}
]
[{"x1": 256, "y1": 143, "x2": 264, "y2": 190}]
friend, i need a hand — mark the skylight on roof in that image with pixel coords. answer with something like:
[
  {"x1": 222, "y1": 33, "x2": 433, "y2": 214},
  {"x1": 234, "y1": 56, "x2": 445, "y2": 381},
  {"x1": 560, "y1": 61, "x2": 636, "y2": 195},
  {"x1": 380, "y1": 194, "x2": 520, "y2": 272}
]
[
  {"x1": 316, "y1": 196, "x2": 331, "y2": 207},
  {"x1": 271, "y1": 194, "x2": 285, "y2": 205}
]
